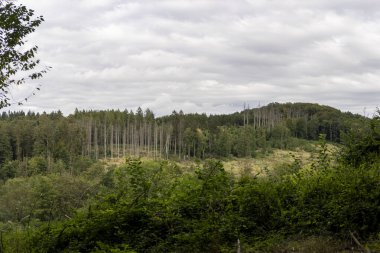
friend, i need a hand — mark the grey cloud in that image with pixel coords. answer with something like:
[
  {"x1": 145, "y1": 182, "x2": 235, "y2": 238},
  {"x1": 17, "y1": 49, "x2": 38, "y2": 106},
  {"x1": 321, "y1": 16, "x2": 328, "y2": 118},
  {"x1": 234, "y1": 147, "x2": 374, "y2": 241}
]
[{"x1": 3, "y1": 0, "x2": 379, "y2": 116}]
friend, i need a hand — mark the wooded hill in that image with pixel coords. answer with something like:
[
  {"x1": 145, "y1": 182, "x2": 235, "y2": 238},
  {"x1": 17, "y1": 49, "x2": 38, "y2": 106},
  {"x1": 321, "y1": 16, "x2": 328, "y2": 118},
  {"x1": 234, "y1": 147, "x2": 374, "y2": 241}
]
[
  {"x1": 0, "y1": 103, "x2": 379, "y2": 252},
  {"x1": 0, "y1": 103, "x2": 367, "y2": 174}
]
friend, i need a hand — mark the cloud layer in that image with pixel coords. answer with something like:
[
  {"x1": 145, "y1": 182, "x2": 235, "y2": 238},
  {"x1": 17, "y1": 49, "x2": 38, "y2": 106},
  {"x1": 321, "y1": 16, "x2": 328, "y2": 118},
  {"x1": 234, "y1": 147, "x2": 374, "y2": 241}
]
[{"x1": 6, "y1": 0, "x2": 380, "y2": 116}]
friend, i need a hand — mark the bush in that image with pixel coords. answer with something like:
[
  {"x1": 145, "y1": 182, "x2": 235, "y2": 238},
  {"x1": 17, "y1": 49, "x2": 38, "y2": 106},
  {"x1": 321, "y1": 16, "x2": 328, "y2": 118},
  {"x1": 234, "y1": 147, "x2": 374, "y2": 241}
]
[{"x1": 12, "y1": 148, "x2": 380, "y2": 251}]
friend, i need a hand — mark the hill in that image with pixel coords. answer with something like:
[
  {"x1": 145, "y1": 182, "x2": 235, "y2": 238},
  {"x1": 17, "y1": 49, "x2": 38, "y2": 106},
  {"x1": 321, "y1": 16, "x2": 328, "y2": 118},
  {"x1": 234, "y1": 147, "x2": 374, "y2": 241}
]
[
  {"x1": 0, "y1": 102, "x2": 367, "y2": 174},
  {"x1": 0, "y1": 103, "x2": 379, "y2": 252}
]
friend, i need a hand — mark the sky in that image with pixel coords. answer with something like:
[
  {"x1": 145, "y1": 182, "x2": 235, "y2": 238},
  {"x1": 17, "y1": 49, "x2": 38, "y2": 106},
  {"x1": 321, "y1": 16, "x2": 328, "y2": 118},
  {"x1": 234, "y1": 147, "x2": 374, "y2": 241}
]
[{"x1": 4, "y1": 0, "x2": 380, "y2": 116}]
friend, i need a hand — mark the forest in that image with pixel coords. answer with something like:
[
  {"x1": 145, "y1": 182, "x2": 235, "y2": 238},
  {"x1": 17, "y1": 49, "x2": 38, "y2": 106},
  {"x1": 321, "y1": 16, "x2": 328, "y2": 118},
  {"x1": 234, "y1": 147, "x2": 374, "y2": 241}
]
[
  {"x1": 0, "y1": 102, "x2": 366, "y2": 172},
  {"x1": 0, "y1": 102, "x2": 379, "y2": 252}
]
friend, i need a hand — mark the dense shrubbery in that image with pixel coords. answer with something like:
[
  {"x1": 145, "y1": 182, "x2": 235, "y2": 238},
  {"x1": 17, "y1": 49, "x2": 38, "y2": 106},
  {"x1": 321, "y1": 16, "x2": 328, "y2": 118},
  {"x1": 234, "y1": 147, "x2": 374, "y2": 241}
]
[{"x1": 24, "y1": 152, "x2": 379, "y2": 252}]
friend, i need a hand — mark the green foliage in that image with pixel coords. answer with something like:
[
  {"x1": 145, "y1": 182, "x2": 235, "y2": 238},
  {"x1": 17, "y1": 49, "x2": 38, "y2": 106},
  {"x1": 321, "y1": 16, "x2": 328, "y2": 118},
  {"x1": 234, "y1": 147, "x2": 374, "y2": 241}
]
[
  {"x1": 311, "y1": 134, "x2": 330, "y2": 171},
  {"x1": 0, "y1": 102, "x2": 368, "y2": 165},
  {"x1": 0, "y1": 160, "x2": 17, "y2": 181},
  {"x1": 0, "y1": 125, "x2": 12, "y2": 167},
  {"x1": 93, "y1": 242, "x2": 135, "y2": 253},
  {"x1": 168, "y1": 160, "x2": 236, "y2": 251},
  {"x1": 214, "y1": 126, "x2": 233, "y2": 157},
  {"x1": 27, "y1": 156, "x2": 48, "y2": 174},
  {"x1": 269, "y1": 123, "x2": 291, "y2": 149},
  {"x1": 23, "y1": 150, "x2": 380, "y2": 252},
  {"x1": 0, "y1": 0, "x2": 48, "y2": 108},
  {"x1": 341, "y1": 111, "x2": 380, "y2": 167},
  {"x1": 0, "y1": 105, "x2": 378, "y2": 252},
  {"x1": 0, "y1": 225, "x2": 32, "y2": 253},
  {"x1": 0, "y1": 172, "x2": 100, "y2": 223}
]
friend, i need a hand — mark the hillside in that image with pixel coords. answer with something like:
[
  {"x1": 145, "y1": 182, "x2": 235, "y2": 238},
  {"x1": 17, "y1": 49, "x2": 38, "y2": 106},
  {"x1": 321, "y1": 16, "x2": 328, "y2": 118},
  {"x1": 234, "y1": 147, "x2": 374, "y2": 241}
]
[
  {"x1": 0, "y1": 103, "x2": 379, "y2": 252},
  {"x1": 0, "y1": 102, "x2": 367, "y2": 175}
]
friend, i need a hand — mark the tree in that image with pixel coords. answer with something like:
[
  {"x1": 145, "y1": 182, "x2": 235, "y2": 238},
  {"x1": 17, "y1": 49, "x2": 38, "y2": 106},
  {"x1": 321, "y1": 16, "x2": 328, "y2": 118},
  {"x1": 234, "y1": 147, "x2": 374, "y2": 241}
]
[
  {"x1": 0, "y1": 124, "x2": 12, "y2": 166},
  {"x1": 0, "y1": 0, "x2": 47, "y2": 108},
  {"x1": 341, "y1": 109, "x2": 380, "y2": 166}
]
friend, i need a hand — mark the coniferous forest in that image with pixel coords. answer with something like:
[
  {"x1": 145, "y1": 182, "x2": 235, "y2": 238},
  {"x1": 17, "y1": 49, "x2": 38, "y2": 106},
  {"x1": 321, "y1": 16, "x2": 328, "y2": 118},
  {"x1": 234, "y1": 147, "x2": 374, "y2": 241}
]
[
  {"x1": 0, "y1": 103, "x2": 379, "y2": 252},
  {"x1": 0, "y1": 102, "x2": 366, "y2": 167}
]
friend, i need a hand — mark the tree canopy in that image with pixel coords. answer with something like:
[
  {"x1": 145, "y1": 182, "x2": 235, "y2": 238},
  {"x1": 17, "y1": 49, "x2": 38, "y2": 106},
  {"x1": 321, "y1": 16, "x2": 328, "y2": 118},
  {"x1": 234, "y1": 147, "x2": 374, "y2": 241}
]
[{"x1": 0, "y1": 0, "x2": 47, "y2": 108}]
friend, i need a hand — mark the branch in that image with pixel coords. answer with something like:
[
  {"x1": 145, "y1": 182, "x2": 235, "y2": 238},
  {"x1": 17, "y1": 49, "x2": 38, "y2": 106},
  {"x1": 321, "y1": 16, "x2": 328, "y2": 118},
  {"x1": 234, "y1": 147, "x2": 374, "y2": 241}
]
[{"x1": 349, "y1": 231, "x2": 371, "y2": 253}]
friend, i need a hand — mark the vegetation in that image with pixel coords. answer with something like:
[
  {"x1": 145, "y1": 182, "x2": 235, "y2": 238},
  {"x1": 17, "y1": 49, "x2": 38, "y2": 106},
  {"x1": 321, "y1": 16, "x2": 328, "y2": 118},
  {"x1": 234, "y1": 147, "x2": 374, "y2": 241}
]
[
  {"x1": 1, "y1": 2, "x2": 379, "y2": 252},
  {"x1": 0, "y1": 0, "x2": 48, "y2": 108},
  {"x1": 0, "y1": 103, "x2": 368, "y2": 177},
  {"x1": 0, "y1": 105, "x2": 378, "y2": 252}
]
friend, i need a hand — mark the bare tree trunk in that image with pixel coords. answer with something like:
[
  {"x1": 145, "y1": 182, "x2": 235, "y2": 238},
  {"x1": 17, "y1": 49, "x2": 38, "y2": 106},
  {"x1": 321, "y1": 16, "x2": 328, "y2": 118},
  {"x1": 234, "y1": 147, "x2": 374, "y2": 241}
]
[
  {"x1": 110, "y1": 125, "x2": 114, "y2": 159},
  {"x1": 94, "y1": 125, "x2": 98, "y2": 160},
  {"x1": 116, "y1": 126, "x2": 120, "y2": 159},
  {"x1": 104, "y1": 124, "x2": 107, "y2": 159},
  {"x1": 87, "y1": 120, "x2": 92, "y2": 157},
  {"x1": 174, "y1": 137, "x2": 177, "y2": 156},
  {"x1": 131, "y1": 123, "x2": 134, "y2": 156},
  {"x1": 127, "y1": 121, "x2": 130, "y2": 156},
  {"x1": 135, "y1": 124, "x2": 139, "y2": 157},
  {"x1": 123, "y1": 126, "x2": 126, "y2": 157},
  {"x1": 165, "y1": 125, "x2": 172, "y2": 160},
  {"x1": 147, "y1": 123, "x2": 151, "y2": 158},
  {"x1": 165, "y1": 134, "x2": 170, "y2": 160},
  {"x1": 154, "y1": 122, "x2": 158, "y2": 160},
  {"x1": 159, "y1": 126, "x2": 163, "y2": 159}
]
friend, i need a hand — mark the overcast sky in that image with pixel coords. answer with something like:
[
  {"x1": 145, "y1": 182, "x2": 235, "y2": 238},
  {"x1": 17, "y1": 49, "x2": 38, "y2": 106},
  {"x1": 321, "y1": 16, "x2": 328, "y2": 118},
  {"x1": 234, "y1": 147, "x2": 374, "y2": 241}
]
[{"x1": 4, "y1": 0, "x2": 380, "y2": 116}]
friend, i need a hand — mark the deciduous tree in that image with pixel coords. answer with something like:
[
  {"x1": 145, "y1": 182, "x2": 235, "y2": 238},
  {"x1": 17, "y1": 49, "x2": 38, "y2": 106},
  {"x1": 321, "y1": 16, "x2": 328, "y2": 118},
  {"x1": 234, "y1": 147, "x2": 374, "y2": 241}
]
[{"x1": 0, "y1": 0, "x2": 47, "y2": 108}]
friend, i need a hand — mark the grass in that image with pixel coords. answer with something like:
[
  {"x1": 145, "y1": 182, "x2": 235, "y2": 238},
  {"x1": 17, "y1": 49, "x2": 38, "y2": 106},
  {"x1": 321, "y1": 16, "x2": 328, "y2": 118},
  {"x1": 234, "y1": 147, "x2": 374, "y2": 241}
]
[
  {"x1": 101, "y1": 141, "x2": 341, "y2": 178},
  {"x1": 222, "y1": 149, "x2": 312, "y2": 176},
  {"x1": 251, "y1": 235, "x2": 365, "y2": 253}
]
